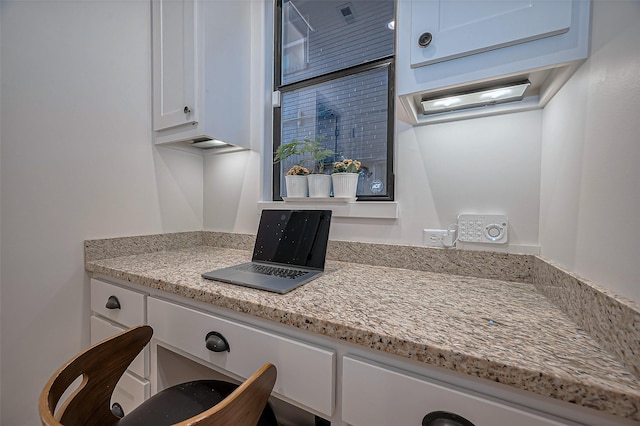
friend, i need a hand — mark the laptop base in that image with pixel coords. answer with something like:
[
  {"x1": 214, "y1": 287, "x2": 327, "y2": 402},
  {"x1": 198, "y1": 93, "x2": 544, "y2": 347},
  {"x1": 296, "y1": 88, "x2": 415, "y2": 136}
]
[{"x1": 202, "y1": 263, "x2": 322, "y2": 294}]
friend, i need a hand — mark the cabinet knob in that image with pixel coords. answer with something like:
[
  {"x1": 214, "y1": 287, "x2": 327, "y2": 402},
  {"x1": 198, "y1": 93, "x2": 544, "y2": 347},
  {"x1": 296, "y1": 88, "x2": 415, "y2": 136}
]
[
  {"x1": 422, "y1": 411, "x2": 475, "y2": 426},
  {"x1": 184, "y1": 106, "x2": 191, "y2": 114},
  {"x1": 205, "y1": 331, "x2": 230, "y2": 352},
  {"x1": 418, "y1": 32, "x2": 433, "y2": 48},
  {"x1": 111, "y1": 402, "x2": 125, "y2": 418},
  {"x1": 105, "y1": 295, "x2": 121, "y2": 310}
]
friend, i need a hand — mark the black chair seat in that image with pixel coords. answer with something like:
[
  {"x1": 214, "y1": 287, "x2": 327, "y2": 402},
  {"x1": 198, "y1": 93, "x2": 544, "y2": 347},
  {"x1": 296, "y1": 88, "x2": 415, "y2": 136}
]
[{"x1": 116, "y1": 380, "x2": 277, "y2": 426}]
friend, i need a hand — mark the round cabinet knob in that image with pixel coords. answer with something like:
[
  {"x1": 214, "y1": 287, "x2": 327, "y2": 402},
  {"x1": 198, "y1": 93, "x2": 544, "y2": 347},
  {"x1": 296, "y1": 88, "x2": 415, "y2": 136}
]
[
  {"x1": 105, "y1": 295, "x2": 121, "y2": 310},
  {"x1": 205, "y1": 331, "x2": 230, "y2": 352},
  {"x1": 418, "y1": 32, "x2": 433, "y2": 48},
  {"x1": 111, "y1": 403, "x2": 125, "y2": 418},
  {"x1": 422, "y1": 411, "x2": 476, "y2": 426},
  {"x1": 184, "y1": 106, "x2": 191, "y2": 114}
]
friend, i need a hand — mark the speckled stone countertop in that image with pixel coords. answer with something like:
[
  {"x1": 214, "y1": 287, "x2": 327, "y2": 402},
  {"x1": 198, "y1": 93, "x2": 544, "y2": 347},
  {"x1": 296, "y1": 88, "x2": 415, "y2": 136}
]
[{"x1": 85, "y1": 236, "x2": 640, "y2": 422}]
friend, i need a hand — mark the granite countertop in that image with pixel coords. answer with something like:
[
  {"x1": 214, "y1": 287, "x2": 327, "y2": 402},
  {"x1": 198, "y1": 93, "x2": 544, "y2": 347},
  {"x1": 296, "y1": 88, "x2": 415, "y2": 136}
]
[{"x1": 85, "y1": 242, "x2": 640, "y2": 422}]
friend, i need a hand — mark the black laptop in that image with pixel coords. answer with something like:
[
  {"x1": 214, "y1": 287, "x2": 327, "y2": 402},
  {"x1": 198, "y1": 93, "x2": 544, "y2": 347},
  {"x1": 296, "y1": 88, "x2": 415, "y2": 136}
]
[{"x1": 202, "y1": 209, "x2": 332, "y2": 294}]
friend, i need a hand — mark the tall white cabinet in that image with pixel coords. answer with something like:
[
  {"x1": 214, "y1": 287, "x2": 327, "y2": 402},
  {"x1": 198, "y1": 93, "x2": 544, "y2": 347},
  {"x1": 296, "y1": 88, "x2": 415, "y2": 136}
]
[{"x1": 151, "y1": 0, "x2": 252, "y2": 153}]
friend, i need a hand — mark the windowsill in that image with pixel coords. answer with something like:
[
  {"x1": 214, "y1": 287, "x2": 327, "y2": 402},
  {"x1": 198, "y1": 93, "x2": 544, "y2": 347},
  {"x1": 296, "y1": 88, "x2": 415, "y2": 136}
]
[{"x1": 257, "y1": 200, "x2": 398, "y2": 219}]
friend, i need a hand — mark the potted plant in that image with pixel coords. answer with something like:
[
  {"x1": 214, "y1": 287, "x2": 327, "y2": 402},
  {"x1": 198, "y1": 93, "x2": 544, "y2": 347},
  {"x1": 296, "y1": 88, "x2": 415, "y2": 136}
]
[
  {"x1": 300, "y1": 136, "x2": 334, "y2": 198},
  {"x1": 331, "y1": 159, "x2": 362, "y2": 199},
  {"x1": 274, "y1": 140, "x2": 309, "y2": 198},
  {"x1": 274, "y1": 136, "x2": 335, "y2": 198}
]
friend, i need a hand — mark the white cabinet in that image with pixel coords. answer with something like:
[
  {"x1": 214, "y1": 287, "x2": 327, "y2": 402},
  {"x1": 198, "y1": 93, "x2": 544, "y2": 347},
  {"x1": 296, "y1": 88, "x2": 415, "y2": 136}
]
[
  {"x1": 152, "y1": 0, "x2": 197, "y2": 131},
  {"x1": 397, "y1": 0, "x2": 591, "y2": 125},
  {"x1": 342, "y1": 356, "x2": 568, "y2": 426},
  {"x1": 409, "y1": 0, "x2": 573, "y2": 68},
  {"x1": 90, "y1": 279, "x2": 149, "y2": 416},
  {"x1": 151, "y1": 0, "x2": 252, "y2": 153},
  {"x1": 147, "y1": 297, "x2": 336, "y2": 417}
]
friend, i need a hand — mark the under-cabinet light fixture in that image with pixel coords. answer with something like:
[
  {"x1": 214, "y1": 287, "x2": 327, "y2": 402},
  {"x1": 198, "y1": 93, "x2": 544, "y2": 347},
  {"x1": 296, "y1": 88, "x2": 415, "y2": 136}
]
[
  {"x1": 190, "y1": 139, "x2": 229, "y2": 149},
  {"x1": 421, "y1": 80, "x2": 531, "y2": 115}
]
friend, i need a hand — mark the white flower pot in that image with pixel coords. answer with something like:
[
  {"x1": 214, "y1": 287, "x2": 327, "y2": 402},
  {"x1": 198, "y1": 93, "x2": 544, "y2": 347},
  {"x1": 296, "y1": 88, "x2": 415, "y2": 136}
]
[
  {"x1": 285, "y1": 175, "x2": 308, "y2": 197},
  {"x1": 307, "y1": 174, "x2": 332, "y2": 198},
  {"x1": 332, "y1": 173, "x2": 359, "y2": 198}
]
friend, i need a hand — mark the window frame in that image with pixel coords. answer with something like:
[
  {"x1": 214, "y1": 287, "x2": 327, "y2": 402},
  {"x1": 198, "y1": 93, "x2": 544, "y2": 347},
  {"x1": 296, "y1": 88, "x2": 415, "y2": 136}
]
[{"x1": 272, "y1": 0, "x2": 395, "y2": 202}]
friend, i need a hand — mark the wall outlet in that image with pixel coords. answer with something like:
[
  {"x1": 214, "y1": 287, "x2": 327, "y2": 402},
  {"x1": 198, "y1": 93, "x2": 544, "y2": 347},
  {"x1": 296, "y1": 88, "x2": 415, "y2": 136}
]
[{"x1": 423, "y1": 229, "x2": 448, "y2": 247}]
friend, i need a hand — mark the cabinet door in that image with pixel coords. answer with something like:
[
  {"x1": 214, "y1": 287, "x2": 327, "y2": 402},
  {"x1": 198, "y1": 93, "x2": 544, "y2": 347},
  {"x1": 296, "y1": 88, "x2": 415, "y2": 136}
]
[
  {"x1": 111, "y1": 371, "x2": 150, "y2": 417},
  {"x1": 152, "y1": 0, "x2": 198, "y2": 130},
  {"x1": 91, "y1": 316, "x2": 148, "y2": 379},
  {"x1": 342, "y1": 356, "x2": 567, "y2": 426},
  {"x1": 410, "y1": 0, "x2": 573, "y2": 68}
]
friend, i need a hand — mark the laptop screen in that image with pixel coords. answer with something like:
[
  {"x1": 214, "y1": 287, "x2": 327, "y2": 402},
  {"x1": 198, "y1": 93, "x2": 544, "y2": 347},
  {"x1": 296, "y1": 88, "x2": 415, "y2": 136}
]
[{"x1": 252, "y1": 210, "x2": 332, "y2": 270}]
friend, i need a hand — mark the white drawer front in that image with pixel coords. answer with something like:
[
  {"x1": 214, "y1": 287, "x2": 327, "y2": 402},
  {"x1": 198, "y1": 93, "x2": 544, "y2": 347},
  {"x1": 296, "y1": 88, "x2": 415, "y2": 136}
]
[
  {"x1": 148, "y1": 297, "x2": 335, "y2": 416},
  {"x1": 112, "y1": 371, "x2": 150, "y2": 417},
  {"x1": 342, "y1": 356, "x2": 566, "y2": 426},
  {"x1": 90, "y1": 316, "x2": 148, "y2": 378},
  {"x1": 91, "y1": 279, "x2": 145, "y2": 327}
]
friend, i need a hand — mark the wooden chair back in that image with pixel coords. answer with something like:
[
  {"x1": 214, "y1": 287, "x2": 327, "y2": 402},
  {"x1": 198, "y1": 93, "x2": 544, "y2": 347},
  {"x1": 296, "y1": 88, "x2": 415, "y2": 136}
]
[
  {"x1": 39, "y1": 325, "x2": 153, "y2": 426},
  {"x1": 39, "y1": 325, "x2": 277, "y2": 426}
]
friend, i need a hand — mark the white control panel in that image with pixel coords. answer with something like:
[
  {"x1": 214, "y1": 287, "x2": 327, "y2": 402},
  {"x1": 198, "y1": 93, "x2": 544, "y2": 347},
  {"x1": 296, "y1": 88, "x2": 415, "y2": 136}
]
[{"x1": 457, "y1": 214, "x2": 508, "y2": 244}]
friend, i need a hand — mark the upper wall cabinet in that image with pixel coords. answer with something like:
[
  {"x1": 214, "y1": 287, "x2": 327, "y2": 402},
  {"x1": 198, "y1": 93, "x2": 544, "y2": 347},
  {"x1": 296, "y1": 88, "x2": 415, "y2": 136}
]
[
  {"x1": 152, "y1": 0, "x2": 252, "y2": 154},
  {"x1": 409, "y1": 0, "x2": 572, "y2": 68},
  {"x1": 396, "y1": 0, "x2": 591, "y2": 125},
  {"x1": 152, "y1": 0, "x2": 197, "y2": 132}
]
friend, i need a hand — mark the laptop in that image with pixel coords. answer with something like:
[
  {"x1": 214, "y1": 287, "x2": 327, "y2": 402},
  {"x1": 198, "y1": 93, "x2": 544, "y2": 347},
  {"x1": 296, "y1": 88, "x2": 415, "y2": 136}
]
[{"x1": 202, "y1": 209, "x2": 332, "y2": 294}]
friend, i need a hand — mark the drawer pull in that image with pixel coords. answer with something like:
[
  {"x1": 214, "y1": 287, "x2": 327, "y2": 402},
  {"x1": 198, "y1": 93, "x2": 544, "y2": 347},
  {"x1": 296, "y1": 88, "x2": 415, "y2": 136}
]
[
  {"x1": 111, "y1": 402, "x2": 125, "y2": 418},
  {"x1": 105, "y1": 295, "x2": 121, "y2": 310},
  {"x1": 205, "y1": 331, "x2": 230, "y2": 352},
  {"x1": 422, "y1": 411, "x2": 475, "y2": 426}
]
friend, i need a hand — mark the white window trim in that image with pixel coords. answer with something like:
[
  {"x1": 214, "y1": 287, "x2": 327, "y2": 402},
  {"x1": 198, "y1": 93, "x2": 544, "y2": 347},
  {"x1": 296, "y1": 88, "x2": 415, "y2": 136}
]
[{"x1": 257, "y1": 201, "x2": 398, "y2": 219}]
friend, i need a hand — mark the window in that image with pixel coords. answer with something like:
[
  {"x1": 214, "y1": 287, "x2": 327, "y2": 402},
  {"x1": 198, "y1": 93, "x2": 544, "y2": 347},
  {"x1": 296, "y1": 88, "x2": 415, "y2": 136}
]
[{"x1": 273, "y1": 0, "x2": 396, "y2": 200}]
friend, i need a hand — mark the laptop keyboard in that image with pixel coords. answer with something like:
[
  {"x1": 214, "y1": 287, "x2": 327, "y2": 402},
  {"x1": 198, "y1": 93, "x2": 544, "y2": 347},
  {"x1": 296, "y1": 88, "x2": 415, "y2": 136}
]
[{"x1": 236, "y1": 264, "x2": 307, "y2": 280}]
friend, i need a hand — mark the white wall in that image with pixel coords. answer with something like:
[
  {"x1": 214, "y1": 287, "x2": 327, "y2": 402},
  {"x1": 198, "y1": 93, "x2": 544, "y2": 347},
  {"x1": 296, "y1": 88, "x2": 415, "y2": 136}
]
[
  {"x1": 540, "y1": 0, "x2": 640, "y2": 304},
  {"x1": 204, "y1": 109, "x2": 543, "y2": 252},
  {"x1": 357, "y1": 111, "x2": 542, "y2": 249},
  {"x1": 0, "y1": 2, "x2": 203, "y2": 424},
  {"x1": 203, "y1": 0, "x2": 266, "y2": 233}
]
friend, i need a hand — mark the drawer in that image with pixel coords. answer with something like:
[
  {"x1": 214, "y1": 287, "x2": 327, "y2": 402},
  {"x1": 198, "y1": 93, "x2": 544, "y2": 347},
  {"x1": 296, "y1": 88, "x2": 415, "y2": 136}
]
[
  {"x1": 342, "y1": 356, "x2": 565, "y2": 426},
  {"x1": 91, "y1": 316, "x2": 148, "y2": 379},
  {"x1": 111, "y1": 371, "x2": 150, "y2": 417},
  {"x1": 148, "y1": 297, "x2": 335, "y2": 416},
  {"x1": 91, "y1": 279, "x2": 145, "y2": 327}
]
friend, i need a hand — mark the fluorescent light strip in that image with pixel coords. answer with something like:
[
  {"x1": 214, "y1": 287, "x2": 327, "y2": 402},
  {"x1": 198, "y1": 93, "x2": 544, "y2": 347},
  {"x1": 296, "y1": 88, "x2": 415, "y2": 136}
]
[
  {"x1": 421, "y1": 81, "x2": 531, "y2": 115},
  {"x1": 191, "y1": 139, "x2": 229, "y2": 149}
]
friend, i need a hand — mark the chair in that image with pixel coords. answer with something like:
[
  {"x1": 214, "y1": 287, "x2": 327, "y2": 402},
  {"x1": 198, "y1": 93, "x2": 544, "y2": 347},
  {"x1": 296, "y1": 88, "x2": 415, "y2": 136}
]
[{"x1": 39, "y1": 325, "x2": 277, "y2": 426}]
